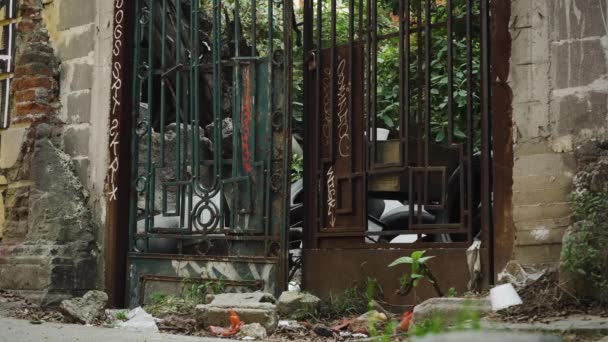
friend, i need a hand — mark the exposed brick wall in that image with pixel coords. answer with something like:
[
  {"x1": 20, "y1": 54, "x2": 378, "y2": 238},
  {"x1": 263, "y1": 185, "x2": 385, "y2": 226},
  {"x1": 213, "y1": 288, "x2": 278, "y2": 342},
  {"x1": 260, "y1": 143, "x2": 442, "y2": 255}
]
[
  {"x1": 0, "y1": 0, "x2": 97, "y2": 304},
  {"x1": 1, "y1": 0, "x2": 61, "y2": 242}
]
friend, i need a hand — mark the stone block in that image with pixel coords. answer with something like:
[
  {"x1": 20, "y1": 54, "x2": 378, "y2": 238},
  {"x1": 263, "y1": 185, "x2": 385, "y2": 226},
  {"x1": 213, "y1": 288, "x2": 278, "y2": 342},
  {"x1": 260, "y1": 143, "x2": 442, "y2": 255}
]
[
  {"x1": 512, "y1": 184, "x2": 571, "y2": 206},
  {"x1": 57, "y1": 0, "x2": 95, "y2": 31},
  {"x1": 63, "y1": 126, "x2": 90, "y2": 157},
  {"x1": 513, "y1": 203, "x2": 572, "y2": 223},
  {"x1": 510, "y1": 61, "x2": 549, "y2": 104},
  {"x1": 56, "y1": 25, "x2": 95, "y2": 61},
  {"x1": 552, "y1": 0, "x2": 606, "y2": 40},
  {"x1": 412, "y1": 297, "x2": 492, "y2": 326},
  {"x1": 196, "y1": 292, "x2": 278, "y2": 333},
  {"x1": 67, "y1": 91, "x2": 92, "y2": 124},
  {"x1": 0, "y1": 264, "x2": 51, "y2": 290},
  {"x1": 553, "y1": 91, "x2": 608, "y2": 136},
  {"x1": 515, "y1": 226, "x2": 568, "y2": 246},
  {"x1": 513, "y1": 244, "x2": 563, "y2": 266},
  {"x1": 0, "y1": 126, "x2": 28, "y2": 169},
  {"x1": 512, "y1": 173, "x2": 573, "y2": 193},
  {"x1": 511, "y1": 27, "x2": 549, "y2": 66},
  {"x1": 70, "y1": 63, "x2": 93, "y2": 91},
  {"x1": 513, "y1": 153, "x2": 575, "y2": 178},
  {"x1": 553, "y1": 39, "x2": 607, "y2": 89},
  {"x1": 276, "y1": 291, "x2": 321, "y2": 318}
]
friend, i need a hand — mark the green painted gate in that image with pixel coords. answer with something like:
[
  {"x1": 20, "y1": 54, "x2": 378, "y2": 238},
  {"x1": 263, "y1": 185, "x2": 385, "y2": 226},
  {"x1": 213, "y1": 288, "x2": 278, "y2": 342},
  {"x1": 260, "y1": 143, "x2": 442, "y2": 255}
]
[{"x1": 126, "y1": 0, "x2": 293, "y2": 307}]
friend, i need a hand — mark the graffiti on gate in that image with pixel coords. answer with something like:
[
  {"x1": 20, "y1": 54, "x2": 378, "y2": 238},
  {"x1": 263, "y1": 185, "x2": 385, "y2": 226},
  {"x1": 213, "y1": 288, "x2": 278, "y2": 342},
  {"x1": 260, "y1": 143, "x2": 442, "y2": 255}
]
[{"x1": 321, "y1": 57, "x2": 351, "y2": 158}]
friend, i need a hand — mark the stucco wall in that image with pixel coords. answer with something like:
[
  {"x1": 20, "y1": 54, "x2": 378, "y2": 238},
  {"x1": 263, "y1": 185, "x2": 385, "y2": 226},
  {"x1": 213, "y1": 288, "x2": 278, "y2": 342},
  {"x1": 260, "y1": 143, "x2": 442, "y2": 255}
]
[
  {"x1": 42, "y1": 0, "x2": 112, "y2": 232},
  {"x1": 509, "y1": 0, "x2": 608, "y2": 267}
]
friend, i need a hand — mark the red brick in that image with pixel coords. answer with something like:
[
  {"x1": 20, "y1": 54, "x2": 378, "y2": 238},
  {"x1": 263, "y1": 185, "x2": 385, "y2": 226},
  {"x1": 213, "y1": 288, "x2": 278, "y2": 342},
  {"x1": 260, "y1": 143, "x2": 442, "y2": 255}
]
[
  {"x1": 12, "y1": 76, "x2": 56, "y2": 92},
  {"x1": 15, "y1": 102, "x2": 53, "y2": 116},
  {"x1": 14, "y1": 89, "x2": 37, "y2": 103},
  {"x1": 14, "y1": 63, "x2": 55, "y2": 78}
]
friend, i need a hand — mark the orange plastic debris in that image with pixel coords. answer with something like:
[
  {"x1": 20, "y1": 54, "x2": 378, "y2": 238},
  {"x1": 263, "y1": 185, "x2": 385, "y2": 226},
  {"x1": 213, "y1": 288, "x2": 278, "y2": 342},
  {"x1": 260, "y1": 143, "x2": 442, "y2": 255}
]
[
  {"x1": 399, "y1": 311, "x2": 413, "y2": 332},
  {"x1": 208, "y1": 308, "x2": 244, "y2": 337}
]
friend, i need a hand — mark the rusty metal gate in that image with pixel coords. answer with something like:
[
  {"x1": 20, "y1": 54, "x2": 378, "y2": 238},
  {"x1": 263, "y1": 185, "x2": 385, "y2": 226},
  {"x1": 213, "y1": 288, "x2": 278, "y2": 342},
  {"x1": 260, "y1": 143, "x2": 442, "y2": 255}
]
[
  {"x1": 126, "y1": 0, "x2": 293, "y2": 307},
  {"x1": 302, "y1": 0, "x2": 492, "y2": 304}
]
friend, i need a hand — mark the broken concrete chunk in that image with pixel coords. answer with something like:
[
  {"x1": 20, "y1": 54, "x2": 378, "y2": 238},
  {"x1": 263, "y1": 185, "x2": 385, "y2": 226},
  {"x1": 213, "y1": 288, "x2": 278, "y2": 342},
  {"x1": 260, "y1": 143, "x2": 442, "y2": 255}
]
[
  {"x1": 59, "y1": 290, "x2": 108, "y2": 324},
  {"x1": 277, "y1": 291, "x2": 321, "y2": 318},
  {"x1": 196, "y1": 292, "x2": 278, "y2": 334},
  {"x1": 238, "y1": 323, "x2": 268, "y2": 340},
  {"x1": 412, "y1": 297, "x2": 491, "y2": 326}
]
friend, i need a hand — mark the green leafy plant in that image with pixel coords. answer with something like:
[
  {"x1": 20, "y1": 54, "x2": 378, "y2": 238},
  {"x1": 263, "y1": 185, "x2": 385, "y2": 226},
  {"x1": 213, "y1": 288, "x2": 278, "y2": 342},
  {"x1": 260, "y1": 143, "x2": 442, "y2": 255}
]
[
  {"x1": 315, "y1": 277, "x2": 382, "y2": 320},
  {"x1": 562, "y1": 190, "x2": 608, "y2": 302},
  {"x1": 291, "y1": 152, "x2": 304, "y2": 181},
  {"x1": 447, "y1": 287, "x2": 458, "y2": 298},
  {"x1": 389, "y1": 250, "x2": 443, "y2": 297},
  {"x1": 115, "y1": 311, "x2": 128, "y2": 321},
  {"x1": 183, "y1": 277, "x2": 226, "y2": 304},
  {"x1": 145, "y1": 293, "x2": 184, "y2": 316}
]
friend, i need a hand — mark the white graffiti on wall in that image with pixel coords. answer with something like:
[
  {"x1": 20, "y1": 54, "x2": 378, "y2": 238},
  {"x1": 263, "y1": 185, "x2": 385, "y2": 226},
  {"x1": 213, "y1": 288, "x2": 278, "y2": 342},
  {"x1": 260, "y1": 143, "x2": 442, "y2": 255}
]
[{"x1": 108, "y1": 0, "x2": 124, "y2": 202}]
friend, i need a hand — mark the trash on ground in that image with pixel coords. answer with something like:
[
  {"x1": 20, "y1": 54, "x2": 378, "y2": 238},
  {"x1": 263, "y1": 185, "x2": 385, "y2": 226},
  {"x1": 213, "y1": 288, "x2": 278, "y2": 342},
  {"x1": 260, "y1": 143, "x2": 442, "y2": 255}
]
[
  {"x1": 116, "y1": 307, "x2": 159, "y2": 333},
  {"x1": 208, "y1": 308, "x2": 244, "y2": 337},
  {"x1": 490, "y1": 283, "x2": 523, "y2": 311}
]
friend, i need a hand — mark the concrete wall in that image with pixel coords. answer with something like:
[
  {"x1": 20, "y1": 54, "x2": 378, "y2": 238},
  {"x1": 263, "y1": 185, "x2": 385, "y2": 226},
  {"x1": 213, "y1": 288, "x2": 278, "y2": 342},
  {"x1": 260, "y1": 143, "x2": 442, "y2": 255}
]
[
  {"x1": 509, "y1": 0, "x2": 608, "y2": 267},
  {"x1": 42, "y1": 0, "x2": 112, "y2": 231},
  {"x1": 42, "y1": 0, "x2": 114, "y2": 289}
]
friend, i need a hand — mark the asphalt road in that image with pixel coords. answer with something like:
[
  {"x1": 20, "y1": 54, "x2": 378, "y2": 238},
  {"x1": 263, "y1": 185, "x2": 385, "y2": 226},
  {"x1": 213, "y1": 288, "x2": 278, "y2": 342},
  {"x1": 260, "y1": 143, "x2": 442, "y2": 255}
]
[{"x1": 0, "y1": 318, "x2": 231, "y2": 342}]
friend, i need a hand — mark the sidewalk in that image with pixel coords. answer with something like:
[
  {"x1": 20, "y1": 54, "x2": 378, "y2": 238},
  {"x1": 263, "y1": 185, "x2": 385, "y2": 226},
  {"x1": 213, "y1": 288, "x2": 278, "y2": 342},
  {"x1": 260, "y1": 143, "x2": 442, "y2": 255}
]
[{"x1": 0, "y1": 318, "x2": 232, "y2": 342}]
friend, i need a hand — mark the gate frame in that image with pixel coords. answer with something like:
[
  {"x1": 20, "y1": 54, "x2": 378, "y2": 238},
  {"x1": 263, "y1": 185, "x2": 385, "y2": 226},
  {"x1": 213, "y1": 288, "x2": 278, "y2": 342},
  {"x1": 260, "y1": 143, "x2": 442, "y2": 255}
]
[
  {"x1": 104, "y1": 0, "x2": 294, "y2": 307},
  {"x1": 301, "y1": 0, "x2": 498, "y2": 304},
  {"x1": 105, "y1": 0, "x2": 136, "y2": 308}
]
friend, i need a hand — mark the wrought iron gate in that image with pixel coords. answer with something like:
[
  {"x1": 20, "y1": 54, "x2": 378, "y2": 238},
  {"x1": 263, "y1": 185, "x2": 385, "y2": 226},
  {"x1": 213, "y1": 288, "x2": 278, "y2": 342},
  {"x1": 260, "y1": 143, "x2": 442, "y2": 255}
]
[
  {"x1": 302, "y1": 0, "x2": 492, "y2": 304},
  {"x1": 127, "y1": 0, "x2": 292, "y2": 307}
]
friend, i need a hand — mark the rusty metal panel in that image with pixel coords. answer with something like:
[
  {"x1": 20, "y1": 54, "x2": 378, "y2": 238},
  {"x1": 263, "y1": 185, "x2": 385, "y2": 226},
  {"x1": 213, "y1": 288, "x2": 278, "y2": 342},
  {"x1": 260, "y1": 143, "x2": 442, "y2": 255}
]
[
  {"x1": 306, "y1": 44, "x2": 366, "y2": 244},
  {"x1": 303, "y1": 248, "x2": 488, "y2": 309}
]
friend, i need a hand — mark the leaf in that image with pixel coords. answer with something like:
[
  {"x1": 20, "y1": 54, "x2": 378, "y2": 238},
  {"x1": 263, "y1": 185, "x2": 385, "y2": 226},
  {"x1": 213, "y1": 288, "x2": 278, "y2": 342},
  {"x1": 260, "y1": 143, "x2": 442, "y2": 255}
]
[
  {"x1": 388, "y1": 256, "x2": 413, "y2": 267},
  {"x1": 418, "y1": 256, "x2": 435, "y2": 264},
  {"x1": 382, "y1": 115, "x2": 395, "y2": 128},
  {"x1": 411, "y1": 250, "x2": 426, "y2": 261},
  {"x1": 435, "y1": 130, "x2": 445, "y2": 143},
  {"x1": 454, "y1": 128, "x2": 467, "y2": 139}
]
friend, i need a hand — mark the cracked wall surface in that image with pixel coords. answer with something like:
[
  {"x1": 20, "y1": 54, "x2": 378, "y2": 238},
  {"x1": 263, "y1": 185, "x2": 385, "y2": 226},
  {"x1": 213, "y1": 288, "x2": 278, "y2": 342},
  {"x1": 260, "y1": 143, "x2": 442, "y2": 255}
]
[
  {"x1": 509, "y1": 0, "x2": 608, "y2": 267},
  {"x1": 0, "y1": 0, "x2": 112, "y2": 304}
]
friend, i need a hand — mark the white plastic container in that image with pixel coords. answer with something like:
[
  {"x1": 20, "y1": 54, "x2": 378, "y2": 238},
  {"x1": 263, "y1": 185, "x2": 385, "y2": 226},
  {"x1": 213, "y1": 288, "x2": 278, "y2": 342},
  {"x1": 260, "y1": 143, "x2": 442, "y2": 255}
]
[
  {"x1": 376, "y1": 128, "x2": 390, "y2": 141},
  {"x1": 489, "y1": 283, "x2": 523, "y2": 311}
]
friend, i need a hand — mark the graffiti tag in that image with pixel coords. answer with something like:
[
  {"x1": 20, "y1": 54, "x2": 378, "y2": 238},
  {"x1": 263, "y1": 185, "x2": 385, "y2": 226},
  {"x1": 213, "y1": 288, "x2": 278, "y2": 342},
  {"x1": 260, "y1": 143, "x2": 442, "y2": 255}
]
[
  {"x1": 321, "y1": 57, "x2": 351, "y2": 158},
  {"x1": 326, "y1": 166, "x2": 336, "y2": 228},
  {"x1": 108, "y1": 0, "x2": 125, "y2": 202}
]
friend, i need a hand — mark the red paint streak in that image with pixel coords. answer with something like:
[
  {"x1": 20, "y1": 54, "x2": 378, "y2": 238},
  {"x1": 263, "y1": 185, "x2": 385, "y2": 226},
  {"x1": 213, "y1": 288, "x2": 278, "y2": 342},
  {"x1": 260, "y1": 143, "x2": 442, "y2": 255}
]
[{"x1": 241, "y1": 67, "x2": 252, "y2": 173}]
